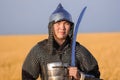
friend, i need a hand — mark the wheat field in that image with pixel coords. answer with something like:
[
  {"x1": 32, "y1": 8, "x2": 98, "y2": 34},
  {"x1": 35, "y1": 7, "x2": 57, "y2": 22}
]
[{"x1": 0, "y1": 32, "x2": 120, "y2": 80}]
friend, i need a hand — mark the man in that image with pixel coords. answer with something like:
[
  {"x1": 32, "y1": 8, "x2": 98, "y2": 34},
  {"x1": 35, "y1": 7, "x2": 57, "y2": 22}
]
[{"x1": 22, "y1": 3, "x2": 100, "y2": 80}]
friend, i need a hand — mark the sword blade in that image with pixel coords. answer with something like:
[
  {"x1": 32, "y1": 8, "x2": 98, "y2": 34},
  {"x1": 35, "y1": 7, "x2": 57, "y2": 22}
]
[{"x1": 71, "y1": 6, "x2": 87, "y2": 66}]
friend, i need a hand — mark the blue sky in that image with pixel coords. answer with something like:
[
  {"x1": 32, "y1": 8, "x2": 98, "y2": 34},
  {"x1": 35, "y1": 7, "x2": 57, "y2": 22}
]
[{"x1": 0, "y1": 0, "x2": 120, "y2": 35}]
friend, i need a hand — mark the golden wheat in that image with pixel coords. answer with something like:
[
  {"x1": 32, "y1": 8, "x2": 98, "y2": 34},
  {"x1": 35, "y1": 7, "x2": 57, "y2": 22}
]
[{"x1": 0, "y1": 33, "x2": 120, "y2": 80}]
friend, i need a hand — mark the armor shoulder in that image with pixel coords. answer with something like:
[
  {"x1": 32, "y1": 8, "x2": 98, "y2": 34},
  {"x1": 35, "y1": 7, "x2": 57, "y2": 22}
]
[
  {"x1": 37, "y1": 39, "x2": 48, "y2": 46},
  {"x1": 76, "y1": 42, "x2": 91, "y2": 56},
  {"x1": 37, "y1": 39, "x2": 51, "y2": 53}
]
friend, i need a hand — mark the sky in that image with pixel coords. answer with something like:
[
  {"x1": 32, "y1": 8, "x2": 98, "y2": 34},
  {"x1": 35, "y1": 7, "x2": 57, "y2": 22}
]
[{"x1": 0, "y1": 0, "x2": 120, "y2": 35}]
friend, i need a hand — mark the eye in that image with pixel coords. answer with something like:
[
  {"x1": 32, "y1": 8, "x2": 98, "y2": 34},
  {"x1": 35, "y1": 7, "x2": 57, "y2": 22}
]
[
  {"x1": 55, "y1": 21, "x2": 61, "y2": 25},
  {"x1": 65, "y1": 22, "x2": 70, "y2": 26}
]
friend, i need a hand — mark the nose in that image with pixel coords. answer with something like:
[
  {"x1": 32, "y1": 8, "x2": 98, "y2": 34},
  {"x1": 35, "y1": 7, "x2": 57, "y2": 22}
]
[{"x1": 59, "y1": 23, "x2": 65, "y2": 30}]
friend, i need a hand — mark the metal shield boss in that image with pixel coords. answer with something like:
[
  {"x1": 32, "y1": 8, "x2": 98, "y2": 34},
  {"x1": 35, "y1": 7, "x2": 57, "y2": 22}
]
[{"x1": 47, "y1": 62, "x2": 69, "y2": 80}]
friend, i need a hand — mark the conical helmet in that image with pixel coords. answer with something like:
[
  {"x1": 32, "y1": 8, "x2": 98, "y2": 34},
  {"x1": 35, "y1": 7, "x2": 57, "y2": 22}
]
[{"x1": 49, "y1": 3, "x2": 73, "y2": 23}]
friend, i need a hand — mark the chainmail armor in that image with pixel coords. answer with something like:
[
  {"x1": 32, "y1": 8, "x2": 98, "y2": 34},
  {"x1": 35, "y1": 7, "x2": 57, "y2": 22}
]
[{"x1": 22, "y1": 39, "x2": 100, "y2": 80}]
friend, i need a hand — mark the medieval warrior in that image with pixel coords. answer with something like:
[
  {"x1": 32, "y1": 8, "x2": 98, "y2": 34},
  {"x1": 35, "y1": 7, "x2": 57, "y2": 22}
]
[{"x1": 22, "y1": 4, "x2": 100, "y2": 80}]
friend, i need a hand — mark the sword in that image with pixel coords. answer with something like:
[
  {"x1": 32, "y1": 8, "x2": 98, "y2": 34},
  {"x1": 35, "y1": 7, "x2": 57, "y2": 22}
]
[
  {"x1": 70, "y1": 7, "x2": 103, "y2": 80},
  {"x1": 71, "y1": 6, "x2": 87, "y2": 67}
]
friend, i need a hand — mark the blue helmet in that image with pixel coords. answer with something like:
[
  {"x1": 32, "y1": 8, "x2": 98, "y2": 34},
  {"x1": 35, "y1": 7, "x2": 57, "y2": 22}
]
[{"x1": 49, "y1": 3, "x2": 73, "y2": 24}]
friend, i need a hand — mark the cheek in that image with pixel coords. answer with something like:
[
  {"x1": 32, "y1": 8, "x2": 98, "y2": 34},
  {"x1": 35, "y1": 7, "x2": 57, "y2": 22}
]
[
  {"x1": 53, "y1": 26, "x2": 58, "y2": 34},
  {"x1": 66, "y1": 26, "x2": 71, "y2": 33},
  {"x1": 53, "y1": 24, "x2": 58, "y2": 30}
]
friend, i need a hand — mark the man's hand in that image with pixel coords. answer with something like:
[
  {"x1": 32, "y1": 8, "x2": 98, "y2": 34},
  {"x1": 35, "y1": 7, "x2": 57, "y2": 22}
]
[{"x1": 68, "y1": 67, "x2": 80, "y2": 80}]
